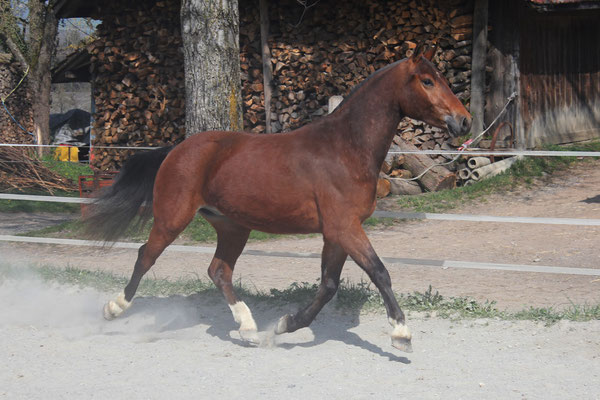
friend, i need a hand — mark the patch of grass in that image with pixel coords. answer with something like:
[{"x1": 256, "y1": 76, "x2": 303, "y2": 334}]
[
  {"x1": 19, "y1": 213, "x2": 285, "y2": 244},
  {"x1": 395, "y1": 175, "x2": 510, "y2": 213},
  {"x1": 395, "y1": 141, "x2": 600, "y2": 213},
  {"x1": 512, "y1": 303, "x2": 600, "y2": 325},
  {"x1": 40, "y1": 156, "x2": 93, "y2": 184},
  {"x1": 9, "y1": 265, "x2": 598, "y2": 324},
  {"x1": 0, "y1": 157, "x2": 91, "y2": 214},
  {"x1": 0, "y1": 197, "x2": 81, "y2": 214}
]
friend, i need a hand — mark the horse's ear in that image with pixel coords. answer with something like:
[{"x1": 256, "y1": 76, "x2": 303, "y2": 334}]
[
  {"x1": 411, "y1": 42, "x2": 426, "y2": 62},
  {"x1": 422, "y1": 43, "x2": 437, "y2": 61}
]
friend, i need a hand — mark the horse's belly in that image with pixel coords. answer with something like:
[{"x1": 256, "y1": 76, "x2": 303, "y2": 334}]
[
  {"x1": 205, "y1": 179, "x2": 321, "y2": 234},
  {"x1": 210, "y1": 200, "x2": 320, "y2": 234}
]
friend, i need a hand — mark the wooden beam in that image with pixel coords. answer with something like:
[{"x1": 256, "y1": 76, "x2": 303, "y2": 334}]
[
  {"x1": 259, "y1": 0, "x2": 273, "y2": 133},
  {"x1": 470, "y1": 0, "x2": 488, "y2": 137}
]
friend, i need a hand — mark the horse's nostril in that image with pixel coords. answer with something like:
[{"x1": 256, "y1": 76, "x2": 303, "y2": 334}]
[{"x1": 461, "y1": 116, "x2": 472, "y2": 133}]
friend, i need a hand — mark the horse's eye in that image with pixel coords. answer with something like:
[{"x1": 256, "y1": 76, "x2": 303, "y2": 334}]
[{"x1": 422, "y1": 78, "x2": 434, "y2": 87}]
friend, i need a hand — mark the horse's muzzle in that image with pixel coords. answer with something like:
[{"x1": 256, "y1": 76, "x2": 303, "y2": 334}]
[{"x1": 445, "y1": 115, "x2": 472, "y2": 137}]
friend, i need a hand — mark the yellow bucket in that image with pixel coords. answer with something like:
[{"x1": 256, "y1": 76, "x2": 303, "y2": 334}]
[{"x1": 54, "y1": 146, "x2": 79, "y2": 162}]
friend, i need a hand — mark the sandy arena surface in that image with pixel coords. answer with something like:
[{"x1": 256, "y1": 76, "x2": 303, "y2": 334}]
[{"x1": 1, "y1": 160, "x2": 599, "y2": 398}]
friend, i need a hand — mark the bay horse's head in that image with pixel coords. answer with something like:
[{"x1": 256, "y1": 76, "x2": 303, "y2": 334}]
[{"x1": 399, "y1": 44, "x2": 472, "y2": 137}]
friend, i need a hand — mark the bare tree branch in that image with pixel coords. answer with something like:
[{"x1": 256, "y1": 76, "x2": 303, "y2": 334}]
[
  {"x1": 0, "y1": 32, "x2": 28, "y2": 69},
  {"x1": 292, "y1": 0, "x2": 320, "y2": 28}
]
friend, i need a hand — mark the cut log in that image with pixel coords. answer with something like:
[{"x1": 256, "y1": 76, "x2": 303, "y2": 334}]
[
  {"x1": 388, "y1": 178, "x2": 423, "y2": 195},
  {"x1": 395, "y1": 139, "x2": 456, "y2": 191},
  {"x1": 390, "y1": 169, "x2": 412, "y2": 179},
  {"x1": 376, "y1": 177, "x2": 391, "y2": 198}
]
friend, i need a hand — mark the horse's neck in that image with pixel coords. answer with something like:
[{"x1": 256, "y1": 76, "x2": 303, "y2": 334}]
[{"x1": 333, "y1": 66, "x2": 404, "y2": 176}]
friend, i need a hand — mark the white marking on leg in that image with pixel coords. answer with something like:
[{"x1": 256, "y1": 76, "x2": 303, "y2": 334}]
[
  {"x1": 103, "y1": 292, "x2": 131, "y2": 320},
  {"x1": 389, "y1": 318, "x2": 412, "y2": 341},
  {"x1": 229, "y1": 301, "x2": 258, "y2": 332}
]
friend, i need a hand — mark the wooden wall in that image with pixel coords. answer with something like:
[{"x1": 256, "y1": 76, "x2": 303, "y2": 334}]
[
  {"x1": 488, "y1": 1, "x2": 600, "y2": 149},
  {"x1": 519, "y1": 6, "x2": 600, "y2": 147}
]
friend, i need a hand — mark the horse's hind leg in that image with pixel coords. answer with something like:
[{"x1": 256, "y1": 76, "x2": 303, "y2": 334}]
[
  {"x1": 103, "y1": 211, "x2": 196, "y2": 320},
  {"x1": 275, "y1": 239, "x2": 347, "y2": 334},
  {"x1": 328, "y1": 220, "x2": 412, "y2": 352},
  {"x1": 203, "y1": 214, "x2": 257, "y2": 340}
]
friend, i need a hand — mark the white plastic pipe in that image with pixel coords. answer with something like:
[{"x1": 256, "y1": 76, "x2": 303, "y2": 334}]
[
  {"x1": 467, "y1": 156, "x2": 491, "y2": 169},
  {"x1": 471, "y1": 156, "x2": 521, "y2": 181},
  {"x1": 458, "y1": 168, "x2": 472, "y2": 180}
]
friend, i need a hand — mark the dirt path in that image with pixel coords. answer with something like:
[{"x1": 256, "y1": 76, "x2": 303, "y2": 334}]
[{"x1": 1, "y1": 278, "x2": 599, "y2": 400}]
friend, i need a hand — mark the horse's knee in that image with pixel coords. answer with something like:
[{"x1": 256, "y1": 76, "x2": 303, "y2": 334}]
[
  {"x1": 207, "y1": 264, "x2": 226, "y2": 286},
  {"x1": 323, "y1": 277, "x2": 339, "y2": 299},
  {"x1": 374, "y1": 266, "x2": 392, "y2": 287}
]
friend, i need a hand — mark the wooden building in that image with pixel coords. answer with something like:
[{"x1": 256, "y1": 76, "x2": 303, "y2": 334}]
[
  {"x1": 53, "y1": 0, "x2": 600, "y2": 169},
  {"x1": 486, "y1": 0, "x2": 600, "y2": 148},
  {"x1": 55, "y1": 0, "x2": 475, "y2": 170}
]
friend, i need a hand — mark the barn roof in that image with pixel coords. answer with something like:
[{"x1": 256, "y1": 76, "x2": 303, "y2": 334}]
[
  {"x1": 55, "y1": 0, "x2": 157, "y2": 18},
  {"x1": 528, "y1": 0, "x2": 600, "y2": 11}
]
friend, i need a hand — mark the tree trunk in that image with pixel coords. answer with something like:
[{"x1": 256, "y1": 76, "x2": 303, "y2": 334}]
[
  {"x1": 180, "y1": 0, "x2": 243, "y2": 136},
  {"x1": 27, "y1": 0, "x2": 59, "y2": 148}
]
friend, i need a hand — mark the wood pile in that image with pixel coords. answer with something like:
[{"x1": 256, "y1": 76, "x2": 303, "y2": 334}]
[
  {"x1": 0, "y1": 56, "x2": 35, "y2": 144},
  {"x1": 239, "y1": 0, "x2": 474, "y2": 134},
  {"x1": 86, "y1": 0, "x2": 474, "y2": 177},
  {"x1": 88, "y1": 0, "x2": 185, "y2": 170},
  {"x1": 0, "y1": 147, "x2": 77, "y2": 193},
  {"x1": 377, "y1": 140, "x2": 456, "y2": 197}
]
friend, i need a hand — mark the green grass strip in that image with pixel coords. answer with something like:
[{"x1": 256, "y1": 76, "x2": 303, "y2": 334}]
[
  {"x1": 2, "y1": 264, "x2": 598, "y2": 325},
  {"x1": 395, "y1": 141, "x2": 600, "y2": 213}
]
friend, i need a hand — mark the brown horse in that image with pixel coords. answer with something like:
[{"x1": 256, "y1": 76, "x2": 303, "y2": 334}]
[{"x1": 86, "y1": 44, "x2": 471, "y2": 353}]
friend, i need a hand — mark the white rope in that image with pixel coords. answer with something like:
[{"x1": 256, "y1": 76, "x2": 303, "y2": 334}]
[
  {"x1": 1, "y1": 194, "x2": 599, "y2": 226},
  {"x1": 0, "y1": 194, "x2": 92, "y2": 203},
  {"x1": 371, "y1": 210, "x2": 600, "y2": 226},
  {"x1": 1, "y1": 234, "x2": 598, "y2": 276},
  {"x1": 0, "y1": 143, "x2": 159, "y2": 150},
  {"x1": 388, "y1": 150, "x2": 600, "y2": 157},
  {"x1": 393, "y1": 92, "x2": 518, "y2": 183}
]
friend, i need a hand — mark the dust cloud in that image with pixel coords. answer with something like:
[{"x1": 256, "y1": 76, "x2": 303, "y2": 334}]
[{"x1": 0, "y1": 262, "x2": 208, "y2": 341}]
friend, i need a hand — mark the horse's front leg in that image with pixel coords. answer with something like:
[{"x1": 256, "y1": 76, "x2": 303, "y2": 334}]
[
  {"x1": 275, "y1": 239, "x2": 347, "y2": 334},
  {"x1": 331, "y1": 220, "x2": 413, "y2": 353}
]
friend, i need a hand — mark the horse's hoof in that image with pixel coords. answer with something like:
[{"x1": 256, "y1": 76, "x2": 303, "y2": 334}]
[
  {"x1": 392, "y1": 337, "x2": 413, "y2": 353},
  {"x1": 239, "y1": 329, "x2": 260, "y2": 345},
  {"x1": 274, "y1": 314, "x2": 293, "y2": 335},
  {"x1": 103, "y1": 293, "x2": 131, "y2": 321},
  {"x1": 103, "y1": 301, "x2": 118, "y2": 320}
]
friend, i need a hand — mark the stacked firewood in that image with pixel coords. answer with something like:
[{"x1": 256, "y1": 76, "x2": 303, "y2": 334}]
[
  {"x1": 239, "y1": 0, "x2": 473, "y2": 134},
  {"x1": 88, "y1": 0, "x2": 185, "y2": 170},
  {"x1": 87, "y1": 0, "x2": 473, "y2": 176},
  {"x1": 0, "y1": 56, "x2": 35, "y2": 144}
]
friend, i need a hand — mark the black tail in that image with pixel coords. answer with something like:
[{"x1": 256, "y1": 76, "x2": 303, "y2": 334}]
[{"x1": 83, "y1": 146, "x2": 174, "y2": 243}]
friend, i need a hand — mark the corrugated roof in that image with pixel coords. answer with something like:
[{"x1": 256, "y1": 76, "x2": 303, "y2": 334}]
[{"x1": 528, "y1": 0, "x2": 600, "y2": 10}]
